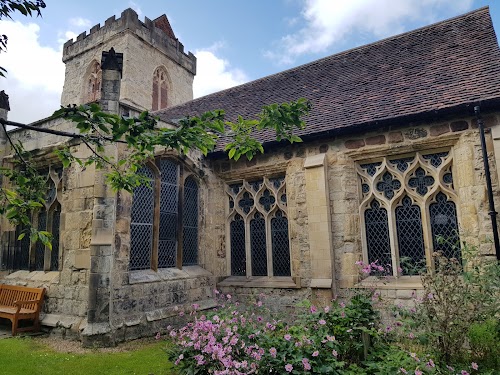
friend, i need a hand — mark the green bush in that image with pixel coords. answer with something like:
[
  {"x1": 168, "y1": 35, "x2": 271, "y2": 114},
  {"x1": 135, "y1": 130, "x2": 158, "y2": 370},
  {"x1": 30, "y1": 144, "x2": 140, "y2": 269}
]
[{"x1": 467, "y1": 319, "x2": 500, "y2": 370}]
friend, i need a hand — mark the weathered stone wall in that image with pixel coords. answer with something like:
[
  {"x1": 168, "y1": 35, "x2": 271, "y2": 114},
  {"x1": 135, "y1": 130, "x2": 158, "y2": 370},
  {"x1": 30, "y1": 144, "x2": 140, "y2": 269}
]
[
  {"x1": 0, "y1": 118, "x2": 94, "y2": 333},
  {"x1": 61, "y1": 8, "x2": 195, "y2": 110},
  {"x1": 208, "y1": 112, "x2": 500, "y2": 307}
]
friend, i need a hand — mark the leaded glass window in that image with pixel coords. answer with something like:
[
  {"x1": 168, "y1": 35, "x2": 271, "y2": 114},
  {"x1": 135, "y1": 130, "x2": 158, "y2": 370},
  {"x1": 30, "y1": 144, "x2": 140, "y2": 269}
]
[
  {"x1": 158, "y1": 160, "x2": 178, "y2": 268},
  {"x1": 227, "y1": 177, "x2": 290, "y2": 277},
  {"x1": 183, "y1": 177, "x2": 199, "y2": 266},
  {"x1": 364, "y1": 200, "x2": 391, "y2": 269},
  {"x1": 130, "y1": 166, "x2": 155, "y2": 271},
  {"x1": 430, "y1": 193, "x2": 460, "y2": 260},
  {"x1": 230, "y1": 214, "x2": 246, "y2": 276},
  {"x1": 358, "y1": 151, "x2": 459, "y2": 276},
  {"x1": 129, "y1": 159, "x2": 199, "y2": 271}
]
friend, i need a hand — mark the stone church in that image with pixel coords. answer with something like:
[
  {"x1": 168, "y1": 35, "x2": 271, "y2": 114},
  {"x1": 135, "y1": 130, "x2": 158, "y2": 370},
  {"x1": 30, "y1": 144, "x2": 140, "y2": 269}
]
[{"x1": 1, "y1": 7, "x2": 500, "y2": 345}]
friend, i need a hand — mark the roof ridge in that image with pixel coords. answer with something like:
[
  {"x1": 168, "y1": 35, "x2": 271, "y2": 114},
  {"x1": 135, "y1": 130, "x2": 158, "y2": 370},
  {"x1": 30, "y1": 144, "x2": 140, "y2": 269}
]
[{"x1": 154, "y1": 6, "x2": 490, "y2": 116}]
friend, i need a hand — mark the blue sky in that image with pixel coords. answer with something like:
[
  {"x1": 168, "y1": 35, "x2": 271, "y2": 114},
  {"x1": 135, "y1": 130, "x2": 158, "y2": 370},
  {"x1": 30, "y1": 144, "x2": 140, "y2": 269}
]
[{"x1": 1, "y1": 0, "x2": 499, "y2": 123}]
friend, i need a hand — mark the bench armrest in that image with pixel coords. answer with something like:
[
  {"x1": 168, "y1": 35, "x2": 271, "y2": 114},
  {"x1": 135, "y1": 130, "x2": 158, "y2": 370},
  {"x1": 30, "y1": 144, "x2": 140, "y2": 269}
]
[{"x1": 14, "y1": 299, "x2": 40, "y2": 307}]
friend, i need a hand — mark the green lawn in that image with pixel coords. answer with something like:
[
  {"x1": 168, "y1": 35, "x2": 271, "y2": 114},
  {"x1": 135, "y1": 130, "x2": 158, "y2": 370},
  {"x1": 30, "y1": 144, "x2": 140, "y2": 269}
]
[{"x1": 0, "y1": 337, "x2": 176, "y2": 375}]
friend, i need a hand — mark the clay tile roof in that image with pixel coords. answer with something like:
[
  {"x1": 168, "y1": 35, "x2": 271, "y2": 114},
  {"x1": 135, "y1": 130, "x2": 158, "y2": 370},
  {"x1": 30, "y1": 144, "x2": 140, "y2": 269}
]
[
  {"x1": 154, "y1": 15, "x2": 176, "y2": 40},
  {"x1": 155, "y1": 7, "x2": 500, "y2": 153}
]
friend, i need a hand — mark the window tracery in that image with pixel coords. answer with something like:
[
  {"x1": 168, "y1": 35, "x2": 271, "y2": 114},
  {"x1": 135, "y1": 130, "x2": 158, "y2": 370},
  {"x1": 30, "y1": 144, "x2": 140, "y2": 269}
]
[
  {"x1": 358, "y1": 151, "x2": 459, "y2": 276},
  {"x1": 227, "y1": 176, "x2": 290, "y2": 277},
  {"x1": 152, "y1": 66, "x2": 169, "y2": 111},
  {"x1": 15, "y1": 167, "x2": 62, "y2": 271}
]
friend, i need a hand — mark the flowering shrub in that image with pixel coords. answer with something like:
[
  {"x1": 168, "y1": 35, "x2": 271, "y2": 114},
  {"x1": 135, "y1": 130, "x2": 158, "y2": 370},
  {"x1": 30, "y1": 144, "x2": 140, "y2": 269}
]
[
  {"x1": 165, "y1": 293, "x2": 378, "y2": 374},
  {"x1": 165, "y1": 245, "x2": 498, "y2": 374}
]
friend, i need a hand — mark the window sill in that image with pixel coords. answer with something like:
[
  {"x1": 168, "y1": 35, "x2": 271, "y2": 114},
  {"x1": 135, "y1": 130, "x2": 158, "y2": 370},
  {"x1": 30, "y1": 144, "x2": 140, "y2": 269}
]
[
  {"x1": 217, "y1": 276, "x2": 301, "y2": 289},
  {"x1": 1, "y1": 270, "x2": 60, "y2": 285},
  {"x1": 355, "y1": 276, "x2": 424, "y2": 290},
  {"x1": 128, "y1": 265, "x2": 212, "y2": 284}
]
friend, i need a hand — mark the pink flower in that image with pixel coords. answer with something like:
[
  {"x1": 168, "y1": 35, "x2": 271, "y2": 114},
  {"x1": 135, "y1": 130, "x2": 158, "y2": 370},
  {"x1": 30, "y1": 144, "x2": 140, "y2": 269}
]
[
  {"x1": 426, "y1": 359, "x2": 435, "y2": 368},
  {"x1": 461, "y1": 371, "x2": 470, "y2": 375},
  {"x1": 257, "y1": 301, "x2": 263, "y2": 307},
  {"x1": 284, "y1": 334, "x2": 292, "y2": 341},
  {"x1": 155, "y1": 332, "x2": 161, "y2": 340},
  {"x1": 269, "y1": 347, "x2": 277, "y2": 358},
  {"x1": 415, "y1": 370, "x2": 422, "y2": 375},
  {"x1": 226, "y1": 294, "x2": 232, "y2": 299},
  {"x1": 318, "y1": 319, "x2": 326, "y2": 325},
  {"x1": 326, "y1": 335, "x2": 335, "y2": 341},
  {"x1": 285, "y1": 364, "x2": 293, "y2": 372},
  {"x1": 310, "y1": 305, "x2": 317, "y2": 313},
  {"x1": 400, "y1": 368, "x2": 408, "y2": 374},
  {"x1": 447, "y1": 365, "x2": 455, "y2": 372},
  {"x1": 471, "y1": 362, "x2": 478, "y2": 370},
  {"x1": 312, "y1": 351, "x2": 319, "y2": 357},
  {"x1": 332, "y1": 349, "x2": 338, "y2": 357},
  {"x1": 324, "y1": 306, "x2": 330, "y2": 313}
]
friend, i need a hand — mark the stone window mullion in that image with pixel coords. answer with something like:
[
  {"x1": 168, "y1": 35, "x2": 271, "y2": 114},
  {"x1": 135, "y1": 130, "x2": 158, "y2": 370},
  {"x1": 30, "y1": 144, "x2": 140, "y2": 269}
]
[{"x1": 265, "y1": 212, "x2": 273, "y2": 277}]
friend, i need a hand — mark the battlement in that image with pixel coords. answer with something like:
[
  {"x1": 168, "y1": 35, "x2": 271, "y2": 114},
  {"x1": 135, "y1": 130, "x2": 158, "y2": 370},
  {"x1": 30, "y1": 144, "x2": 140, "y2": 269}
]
[{"x1": 62, "y1": 8, "x2": 196, "y2": 75}]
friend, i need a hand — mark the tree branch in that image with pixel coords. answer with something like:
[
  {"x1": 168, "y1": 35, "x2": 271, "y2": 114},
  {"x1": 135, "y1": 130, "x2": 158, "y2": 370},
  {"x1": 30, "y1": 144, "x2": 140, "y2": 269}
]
[{"x1": 0, "y1": 119, "x2": 127, "y2": 144}]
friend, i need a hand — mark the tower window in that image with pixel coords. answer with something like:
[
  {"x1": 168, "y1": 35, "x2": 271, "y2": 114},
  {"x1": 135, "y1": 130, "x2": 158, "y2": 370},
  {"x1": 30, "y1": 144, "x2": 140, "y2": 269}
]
[{"x1": 152, "y1": 67, "x2": 169, "y2": 111}]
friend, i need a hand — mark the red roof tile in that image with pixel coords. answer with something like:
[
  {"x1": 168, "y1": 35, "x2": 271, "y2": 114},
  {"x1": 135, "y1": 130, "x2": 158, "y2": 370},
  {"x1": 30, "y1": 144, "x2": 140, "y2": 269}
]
[{"x1": 155, "y1": 7, "x2": 500, "y2": 153}]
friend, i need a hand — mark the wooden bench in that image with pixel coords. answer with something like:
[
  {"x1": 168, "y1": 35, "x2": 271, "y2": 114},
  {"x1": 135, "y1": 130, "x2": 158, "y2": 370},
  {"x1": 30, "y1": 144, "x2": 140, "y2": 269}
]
[{"x1": 0, "y1": 284, "x2": 45, "y2": 336}]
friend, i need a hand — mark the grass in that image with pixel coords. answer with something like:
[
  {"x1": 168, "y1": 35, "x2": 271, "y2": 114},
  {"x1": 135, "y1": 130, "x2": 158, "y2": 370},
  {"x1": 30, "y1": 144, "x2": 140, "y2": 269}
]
[{"x1": 0, "y1": 337, "x2": 176, "y2": 375}]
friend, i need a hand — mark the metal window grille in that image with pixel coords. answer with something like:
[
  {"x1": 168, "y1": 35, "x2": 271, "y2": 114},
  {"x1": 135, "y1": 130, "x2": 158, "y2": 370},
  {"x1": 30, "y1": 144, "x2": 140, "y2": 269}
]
[
  {"x1": 408, "y1": 167, "x2": 435, "y2": 196},
  {"x1": 50, "y1": 206, "x2": 61, "y2": 271},
  {"x1": 12, "y1": 226, "x2": 30, "y2": 270},
  {"x1": 430, "y1": 192, "x2": 460, "y2": 260},
  {"x1": 130, "y1": 166, "x2": 155, "y2": 270},
  {"x1": 376, "y1": 172, "x2": 401, "y2": 200},
  {"x1": 360, "y1": 162, "x2": 382, "y2": 176},
  {"x1": 35, "y1": 210, "x2": 46, "y2": 271},
  {"x1": 250, "y1": 212, "x2": 267, "y2": 276},
  {"x1": 364, "y1": 200, "x2": 392, "y2": 270},
  {"x1": 230, "y1": 214, "x2": 246, "y2": 276},
  {"x1": 182, "y1": 176, "x2": 198, "y2": 266},
  {"x1": 423, "y1": 152, "x2": 449, "y2": 168},
  {"x1": 158, "y1": 160, "x2": 178, "y2": 268},
  {"x1": 395, "y1": 196, "x2": 425, "y2": 274},
  {"x1": 271, "y1": 211, "x2": 291, "y2": 276},
  {"x1": 389, "y1": 157, "x2": 415, "y2": 172}
]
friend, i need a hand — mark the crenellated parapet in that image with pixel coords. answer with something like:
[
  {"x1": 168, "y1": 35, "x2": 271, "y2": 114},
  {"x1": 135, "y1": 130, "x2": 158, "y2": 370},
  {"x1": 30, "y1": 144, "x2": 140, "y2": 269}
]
[{"x1": 62, "y1": 8, "x2": 196, "y2": 75}]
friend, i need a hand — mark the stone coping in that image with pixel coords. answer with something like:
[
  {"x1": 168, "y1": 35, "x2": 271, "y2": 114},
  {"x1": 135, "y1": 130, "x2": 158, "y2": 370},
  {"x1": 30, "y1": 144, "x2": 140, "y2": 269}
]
[
  {"x1": 355, "y1": 276, "x2": 424, "y2": 290},
  {"x1": 128, "y1": 265, "x2": 212, "y2": 284},
  {"x1": 1, "y1": 270, "x2": 60, "y2": 286},
  {"x1": 217, "y1": 276, "x2": 301, "y2": 289}
]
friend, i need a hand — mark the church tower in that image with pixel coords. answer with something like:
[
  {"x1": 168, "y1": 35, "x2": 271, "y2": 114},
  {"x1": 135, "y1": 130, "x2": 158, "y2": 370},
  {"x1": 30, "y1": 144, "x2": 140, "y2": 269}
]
[{"x1": 60, "y1": 8, "x2": 196, "y2": 111}]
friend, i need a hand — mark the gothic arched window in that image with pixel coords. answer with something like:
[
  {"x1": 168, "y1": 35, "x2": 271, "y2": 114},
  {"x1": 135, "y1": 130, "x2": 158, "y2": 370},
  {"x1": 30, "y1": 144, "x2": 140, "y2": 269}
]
[
  {"x1": 152, "y1": 67, "x2": 169, "y2": 111},
  {"x1": 129, "y1": 159, "x2": 199, "y2": 271},
  {"x1": 14, "y1": 167, "x2": 62, "y2": 271},
  {"x1": 227, "y1": 177, "x2": 291, "y2": 277},
  {"x1": 358, "y1": 151, "x2": 459, "y2": 276}
]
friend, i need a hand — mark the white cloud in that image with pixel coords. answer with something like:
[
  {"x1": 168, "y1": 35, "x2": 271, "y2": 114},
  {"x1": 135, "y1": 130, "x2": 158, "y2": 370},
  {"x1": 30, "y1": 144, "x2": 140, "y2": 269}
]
[
  {"x1": 69, "y1": 17, "x2": 91, "y2": 29},
  {"x1": 128, "y1": 1, "x2": 143, "y2": 18},
  {"x1": 0, "y1": 20, "x2": 64, "y2": 124},
  {"x1": 266, "y1": 0, "x2": 474, "y2": 65},
  {"x1": 193, "y1": 44, "x2": 249, "y2": 98}
]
